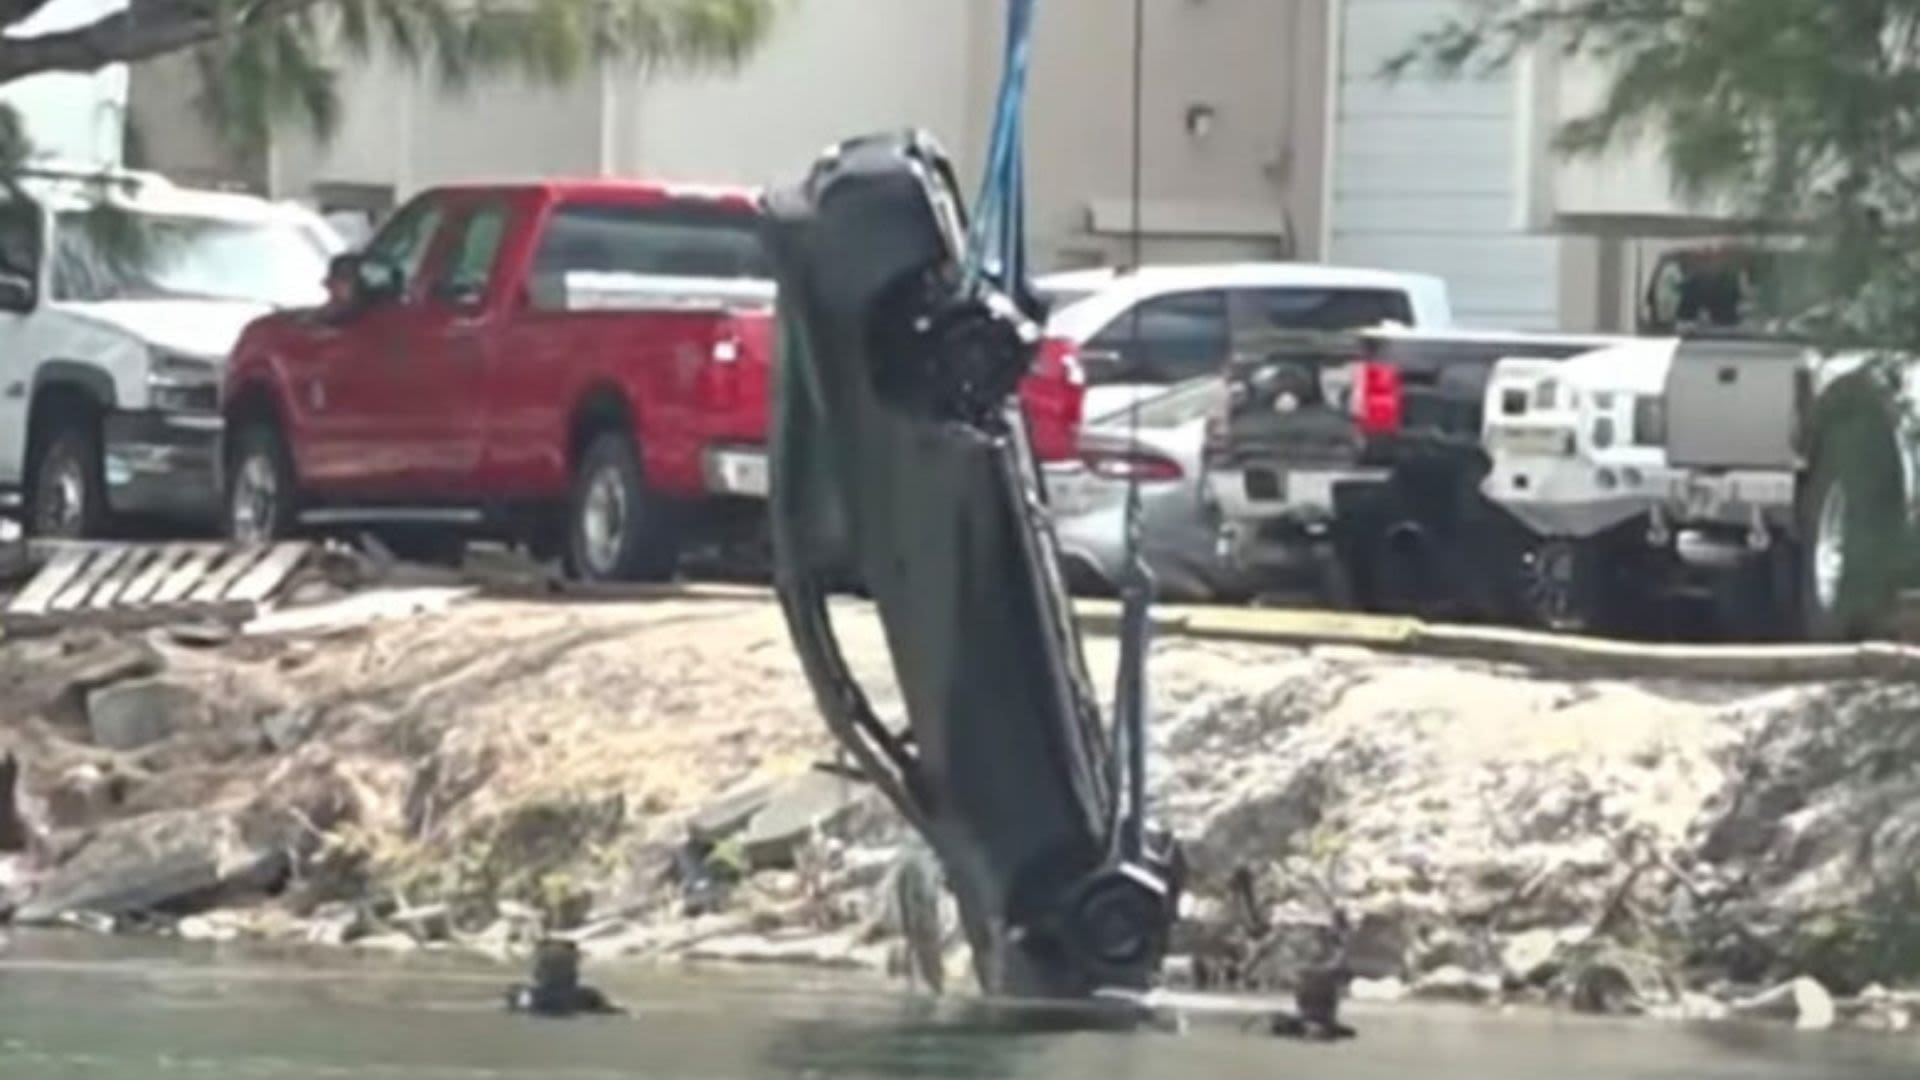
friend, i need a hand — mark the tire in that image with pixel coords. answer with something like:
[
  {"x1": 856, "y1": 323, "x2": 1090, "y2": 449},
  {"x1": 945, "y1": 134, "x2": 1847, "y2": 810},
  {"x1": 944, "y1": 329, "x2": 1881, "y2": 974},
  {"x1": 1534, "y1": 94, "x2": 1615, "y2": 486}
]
[
  {"x1": 27, "y1": 411, "x2": 110, "y2": 539},
  {"x1": 564, "y1": 431, "x2": 680, "y2": 583},
  {"x1": 225, "y1": 420, "x2": 300, "y2": 543},
  {"x1": 1796, "y1": 424, "x2": 1905, "y2": 641}
]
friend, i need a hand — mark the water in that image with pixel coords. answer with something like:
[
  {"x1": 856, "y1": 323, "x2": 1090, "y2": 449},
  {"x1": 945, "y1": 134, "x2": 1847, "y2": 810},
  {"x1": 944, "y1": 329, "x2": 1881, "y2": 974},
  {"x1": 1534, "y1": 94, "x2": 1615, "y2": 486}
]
[{"x1": 0, "y1": 932, "x2": 1914, "y2": 1079}]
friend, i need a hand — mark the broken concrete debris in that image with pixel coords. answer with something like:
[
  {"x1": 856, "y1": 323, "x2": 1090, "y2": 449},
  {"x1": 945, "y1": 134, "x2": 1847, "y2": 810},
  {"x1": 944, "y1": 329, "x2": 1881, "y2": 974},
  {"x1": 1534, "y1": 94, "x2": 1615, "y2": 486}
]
[
  {"x1": 86, "y1": 678, "x2": 203, "y2": 751},
  {"x1": 0, "y1": 603, "x2": 1912, "y2": 1033}
]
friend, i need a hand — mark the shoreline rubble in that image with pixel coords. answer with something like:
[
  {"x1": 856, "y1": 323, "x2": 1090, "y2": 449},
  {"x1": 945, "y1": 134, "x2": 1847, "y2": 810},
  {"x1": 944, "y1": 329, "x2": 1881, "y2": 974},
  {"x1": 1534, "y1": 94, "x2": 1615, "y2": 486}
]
[{"x1": 0, "y1": 596, "x2": 1915, "y2": 1035}]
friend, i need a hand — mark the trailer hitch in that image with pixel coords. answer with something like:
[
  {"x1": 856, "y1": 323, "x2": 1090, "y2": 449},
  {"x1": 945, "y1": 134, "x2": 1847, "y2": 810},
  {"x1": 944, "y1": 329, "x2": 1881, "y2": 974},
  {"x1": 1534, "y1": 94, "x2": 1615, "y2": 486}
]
[{"x1": 760, "y1": 130, "x2": 1183, "y2": 1001}]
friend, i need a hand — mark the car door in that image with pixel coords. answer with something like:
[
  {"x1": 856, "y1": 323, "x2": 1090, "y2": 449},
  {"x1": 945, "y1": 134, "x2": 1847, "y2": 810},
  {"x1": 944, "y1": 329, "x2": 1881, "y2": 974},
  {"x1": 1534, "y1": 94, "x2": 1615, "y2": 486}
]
[
  {"x1": 302, "y1": 194, "x2": 450, "y2": 496},
  {"x1": 404, "y1": 193, "x2": 515, "y2": 495},
  {"x1": 0, "y1": 192, "x2": 45, "y2": 499}
]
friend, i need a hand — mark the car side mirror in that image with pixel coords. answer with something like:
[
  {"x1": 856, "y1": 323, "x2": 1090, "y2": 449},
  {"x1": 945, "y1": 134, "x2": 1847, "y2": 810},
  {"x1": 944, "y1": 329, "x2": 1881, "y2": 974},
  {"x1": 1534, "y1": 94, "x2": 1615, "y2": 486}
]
[
  {"x1": 0, "y1": 268, "x2": 34, "y2": 312},
  {"x1": 327, "y1": 253, "x2": 403, "y2": 310}
]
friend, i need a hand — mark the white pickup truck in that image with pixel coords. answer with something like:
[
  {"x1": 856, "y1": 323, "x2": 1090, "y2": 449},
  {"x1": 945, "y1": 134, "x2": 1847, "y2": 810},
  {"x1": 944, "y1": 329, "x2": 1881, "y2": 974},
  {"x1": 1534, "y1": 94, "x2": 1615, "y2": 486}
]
[
  {"x1": 1481, "y1": 334, "x2": 1904, "y2": 640},
  {"x1": 0, "y1": 165, "x2": 342, "y2": 536}
]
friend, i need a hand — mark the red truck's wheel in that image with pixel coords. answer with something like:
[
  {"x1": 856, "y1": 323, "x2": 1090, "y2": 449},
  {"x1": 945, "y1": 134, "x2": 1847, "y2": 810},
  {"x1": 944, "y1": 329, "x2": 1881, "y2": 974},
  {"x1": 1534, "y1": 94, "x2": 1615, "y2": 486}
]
[{"x1": 566, "y1": 431, "x2": 680, "y2": 583}]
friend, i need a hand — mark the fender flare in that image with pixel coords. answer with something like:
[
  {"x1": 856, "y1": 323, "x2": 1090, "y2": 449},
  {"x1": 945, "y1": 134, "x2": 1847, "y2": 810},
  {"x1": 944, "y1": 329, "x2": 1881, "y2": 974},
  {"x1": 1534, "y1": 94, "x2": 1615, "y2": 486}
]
[{"x1": 30, "y1": 360, "x2": 117, "y2": 412}]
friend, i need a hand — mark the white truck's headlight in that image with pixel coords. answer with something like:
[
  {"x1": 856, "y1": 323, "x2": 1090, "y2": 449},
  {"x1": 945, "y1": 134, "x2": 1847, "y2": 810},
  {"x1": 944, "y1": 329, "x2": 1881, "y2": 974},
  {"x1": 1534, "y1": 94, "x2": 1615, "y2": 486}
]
[{"x1": 148, "y1": 349, "x2": 220, "y2": 414}]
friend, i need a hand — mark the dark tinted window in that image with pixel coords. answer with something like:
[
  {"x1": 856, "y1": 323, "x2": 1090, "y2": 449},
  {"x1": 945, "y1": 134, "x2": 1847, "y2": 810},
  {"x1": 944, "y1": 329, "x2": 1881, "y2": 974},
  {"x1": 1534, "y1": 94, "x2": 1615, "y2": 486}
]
[
  {"x1": 1235, "y1": 287, "x2": 1414, "y2": 333},
  {"x1": 533, "y1": 203, "x2": 768, "y2": 280},
  {"x1": 362, "y1": 197, "x2": 445, "y2": 296},
  {"x1": 1087, "y1": 290, "x2": 1229, "y2": 385}
]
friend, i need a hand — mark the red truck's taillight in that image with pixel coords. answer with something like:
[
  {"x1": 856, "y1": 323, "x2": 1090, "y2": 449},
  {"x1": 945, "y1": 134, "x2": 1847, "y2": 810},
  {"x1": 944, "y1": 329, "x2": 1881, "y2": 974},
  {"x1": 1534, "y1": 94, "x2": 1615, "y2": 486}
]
[
  {"x1": 1022, "y1": 337, "x2": 1086, "y2": 462},
  {"x1": 1351, "y1": 358, "x2": 1403, "y2": 436}
]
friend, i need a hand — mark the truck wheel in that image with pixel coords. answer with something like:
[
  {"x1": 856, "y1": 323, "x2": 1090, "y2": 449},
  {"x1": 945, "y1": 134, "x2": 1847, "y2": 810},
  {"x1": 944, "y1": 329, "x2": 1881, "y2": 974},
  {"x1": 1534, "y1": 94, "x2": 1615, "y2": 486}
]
[
  {"x1": 565, "y1": 431, "x2": 680, "y2": 583},
  {"x1": 226, "y1": 421, "x2": 299, "y2": 543},
  {"x1": 1797, "y1": 415, "x2": 1905, "y2": 641},
  {"x1": 27, "y1": 412, "x2": 109, "y2": 539}
]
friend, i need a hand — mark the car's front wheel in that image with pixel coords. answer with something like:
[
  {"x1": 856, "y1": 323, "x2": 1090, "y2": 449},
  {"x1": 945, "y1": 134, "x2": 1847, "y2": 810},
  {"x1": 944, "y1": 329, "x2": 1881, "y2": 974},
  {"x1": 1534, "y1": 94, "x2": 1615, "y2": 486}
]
[
  {"x1": 565, "y1": 431, "x2": 680, "y2": 583},
  {"x1": 226, "y1": 421, "x2": 300, "y2": 543},
  {"x1": 28, "y1": 415, "x2": 110, "y2": 539}
]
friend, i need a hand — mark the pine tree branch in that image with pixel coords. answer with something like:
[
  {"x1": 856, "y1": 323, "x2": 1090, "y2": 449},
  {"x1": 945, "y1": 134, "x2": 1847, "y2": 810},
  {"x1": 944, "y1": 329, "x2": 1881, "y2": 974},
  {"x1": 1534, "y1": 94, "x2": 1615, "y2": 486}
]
[{"x1": 0, "y1": 0, "x2": 322, "y2": 83}]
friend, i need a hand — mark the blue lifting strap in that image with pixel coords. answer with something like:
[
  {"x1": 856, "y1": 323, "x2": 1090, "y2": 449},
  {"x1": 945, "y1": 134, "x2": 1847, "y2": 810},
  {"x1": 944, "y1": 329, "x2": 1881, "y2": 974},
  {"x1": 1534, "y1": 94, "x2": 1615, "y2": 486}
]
[{"x1": 965, "y1": 0, "x2": 1037, "y2": 294}]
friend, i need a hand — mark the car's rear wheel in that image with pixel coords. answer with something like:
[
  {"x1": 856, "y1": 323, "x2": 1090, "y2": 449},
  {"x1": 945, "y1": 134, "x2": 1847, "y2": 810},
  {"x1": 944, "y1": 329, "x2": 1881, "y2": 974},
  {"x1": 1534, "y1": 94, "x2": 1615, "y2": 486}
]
[
  {"x1": 1794, "y1": 389, "x2": 1906, "y2": 642},
  {"x1": 565, "y1": 431, "x2": 680, "y2": 583},
  {"x1": 226, "y1": 421, "x2": 299, "y2": 543}
]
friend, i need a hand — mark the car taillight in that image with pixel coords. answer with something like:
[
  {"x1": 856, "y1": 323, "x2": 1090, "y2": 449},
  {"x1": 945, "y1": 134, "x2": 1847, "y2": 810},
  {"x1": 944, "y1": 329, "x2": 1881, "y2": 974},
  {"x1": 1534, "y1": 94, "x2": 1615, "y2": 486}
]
[
  {"x1": 1350, "y1": 358, "x2": 1403, "y2": 435},
  {"x1": 1022, "y1": 337, "x2": 1086, "y2": 462},
  {"x1": 1084, "y1": 449, "x2": 1183, "y2": 482}
]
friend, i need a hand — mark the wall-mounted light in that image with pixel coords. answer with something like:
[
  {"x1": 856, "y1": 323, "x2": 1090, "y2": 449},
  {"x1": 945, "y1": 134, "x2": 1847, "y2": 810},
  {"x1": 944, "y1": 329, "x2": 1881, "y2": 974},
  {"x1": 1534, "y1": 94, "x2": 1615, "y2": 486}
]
[{"x1": 1185, "y1": 104, "x2": 1217, "y2": 141}]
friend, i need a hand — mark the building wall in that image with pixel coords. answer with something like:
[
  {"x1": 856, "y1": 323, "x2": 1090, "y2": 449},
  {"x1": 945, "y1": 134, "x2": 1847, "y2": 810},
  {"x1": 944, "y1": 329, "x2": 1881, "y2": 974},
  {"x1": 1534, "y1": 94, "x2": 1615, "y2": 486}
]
[
  {"x1": 1326, "y1": 0, "x2": 1565, "y2": 329},
  {"x1": 1016, "y1": 0, "x2": 1328, "y2": 268},
  {"x1": 614, "y1": 0, "x2": 978, "y2": 189}
]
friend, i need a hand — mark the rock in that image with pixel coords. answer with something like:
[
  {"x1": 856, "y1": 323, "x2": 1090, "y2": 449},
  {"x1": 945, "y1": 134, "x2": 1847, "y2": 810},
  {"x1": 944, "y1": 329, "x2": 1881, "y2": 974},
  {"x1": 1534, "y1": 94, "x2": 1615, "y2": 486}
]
[
  {"x1": 1563, "y1": 947, "x2": 1675, "y2": 1015},
  {"x1": 682, "y1": 930, "x2": 873, "y2": 971},
  {"x1": 1349, "y1": 975, "x2": 1409, "y2": 1003},
  {"x1": 259, "y1": 709, "x2": 317, "y2": 753},
  {"x1": 0, "y1": 853, "x2": 39, "y2": 916},
  {"x1": 14, "y1": 808, "x2": 287, "y2": 924},
  {"x1": 302, "y1": 902, "x2": 368, "y2": 946},
  {"x1": 1647, "y1": 991, "x2": 1730, "y2": 1023},
  {"x1": 1845, "y1": 999, "x2": 1912, "y2": 1033},
  {"x1": 351, "y1": 931, "x2": 419, "y2": 953},
  {"x1": 1346, "y1": 908, "x2": 1419, "y2": 979},
  {"x1": 1730, "y1": 976, "x2": 1837, "y2": 1030},
  {"x1": 1411, "y1": 964, "x2": 1502, "y2": 1003},
  {"x1": 176, "y1": 913, "x2": 242, "y2": 943},
  {"x1": 42, "y1": 763, "x2": 126, "y2": 829},
  {"x1": 389, "y1": 902, "x2": 453, "y2": 943},
  {"x1": 41, "y1": 641, "x2": 165, "y2": 724},
  {"x1": 166, "y1": 623, "x2": 236, "y2": 649},
  {"x1": 687, "y1": 778, "x2": 775, "y2": 845},
  {"x1": 740, "y1": 770, "x2": 870, "y2": 870},
  {"x1": 86, "y1": 678, "x2": 205, "y2": 751},
  {"x1": 1499, "y1": 927, "x2": 1587, "y2": 987}
]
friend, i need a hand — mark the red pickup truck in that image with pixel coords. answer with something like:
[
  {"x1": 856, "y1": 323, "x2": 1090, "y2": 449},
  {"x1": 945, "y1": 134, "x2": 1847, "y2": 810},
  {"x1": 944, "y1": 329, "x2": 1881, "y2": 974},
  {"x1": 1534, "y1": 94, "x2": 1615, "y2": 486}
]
[{"x1": 220, "y1": 179, "x2": 1088, "y2": 581}]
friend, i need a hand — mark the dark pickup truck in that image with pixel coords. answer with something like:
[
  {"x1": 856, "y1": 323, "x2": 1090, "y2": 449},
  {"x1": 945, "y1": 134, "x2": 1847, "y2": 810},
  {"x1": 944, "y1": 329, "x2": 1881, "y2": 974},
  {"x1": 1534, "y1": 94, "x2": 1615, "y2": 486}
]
[{"x1": 1204, "y1": 326, "x2": 1630, "y2": 617}]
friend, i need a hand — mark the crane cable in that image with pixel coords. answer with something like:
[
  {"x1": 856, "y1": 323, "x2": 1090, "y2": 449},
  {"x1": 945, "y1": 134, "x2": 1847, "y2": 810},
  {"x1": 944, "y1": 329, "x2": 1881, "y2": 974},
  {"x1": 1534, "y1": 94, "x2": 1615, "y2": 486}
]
[
  {"x1": 969, "y1": 0, "x2": 1153, "y2": 863},
  {"x1": 964, "y1": 0, "x2": 1037, "y2": 293}
]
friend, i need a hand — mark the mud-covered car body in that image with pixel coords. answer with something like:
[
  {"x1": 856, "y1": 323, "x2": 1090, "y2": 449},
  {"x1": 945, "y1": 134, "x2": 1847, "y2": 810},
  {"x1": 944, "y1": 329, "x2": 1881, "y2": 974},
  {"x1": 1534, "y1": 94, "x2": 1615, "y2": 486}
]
[{"x1": 759, "y1": 130, "x2": 1181, "y2": 1001}]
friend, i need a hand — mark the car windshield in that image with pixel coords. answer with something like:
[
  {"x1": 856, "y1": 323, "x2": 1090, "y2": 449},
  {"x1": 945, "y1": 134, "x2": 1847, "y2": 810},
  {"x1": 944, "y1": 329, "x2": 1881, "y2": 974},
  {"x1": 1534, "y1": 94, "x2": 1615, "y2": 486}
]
[{"x1": 51, "y1": 211, "x2": 331, "y2": 306}]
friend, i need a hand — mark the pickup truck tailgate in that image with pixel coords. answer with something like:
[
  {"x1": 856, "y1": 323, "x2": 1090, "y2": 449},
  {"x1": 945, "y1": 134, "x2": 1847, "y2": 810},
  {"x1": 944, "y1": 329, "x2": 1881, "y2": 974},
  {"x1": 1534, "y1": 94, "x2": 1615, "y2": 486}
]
[{"x1": 1664, "y1": 338, "x2": 1809, "y2": 470}]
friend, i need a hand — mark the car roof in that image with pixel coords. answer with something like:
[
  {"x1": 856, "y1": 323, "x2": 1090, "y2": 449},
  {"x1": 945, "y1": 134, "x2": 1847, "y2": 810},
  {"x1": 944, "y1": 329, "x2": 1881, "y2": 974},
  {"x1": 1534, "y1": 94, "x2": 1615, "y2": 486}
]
[
  {"x1": 18, "y1": 167, "x2": 336, "y2": 231},
  {"x1": 425, "y1": 178, "x2": 761, "y2": 210},
  {"x1": 1039, "y1": 262, "x2": 1444, "y2": 293},
  {"x1": 1039, "y1": 262, "x2": 1452, "y2": 339}
]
